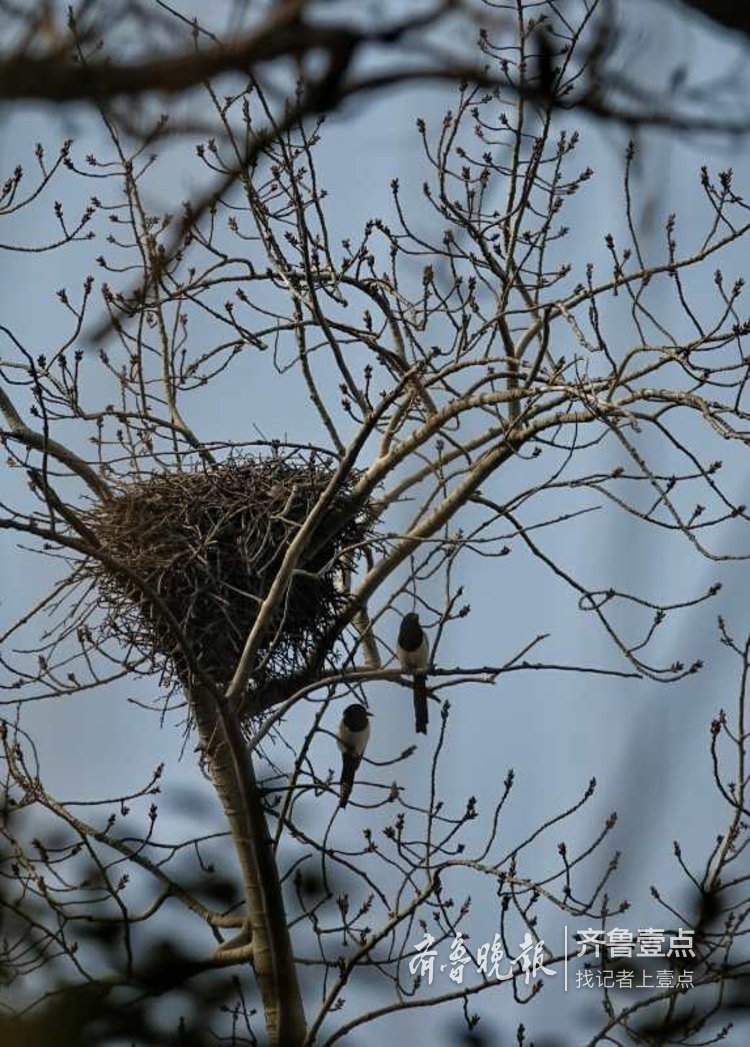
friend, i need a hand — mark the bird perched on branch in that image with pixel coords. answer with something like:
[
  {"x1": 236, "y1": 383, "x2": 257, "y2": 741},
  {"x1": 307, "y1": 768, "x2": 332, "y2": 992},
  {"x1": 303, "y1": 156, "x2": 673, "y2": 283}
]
[
  {"x1": 397, "y1": 612, "x2": 430, "y2": 734},
  {"x1": 337, "y1": 703, "x2": 371, "y2": 808}
]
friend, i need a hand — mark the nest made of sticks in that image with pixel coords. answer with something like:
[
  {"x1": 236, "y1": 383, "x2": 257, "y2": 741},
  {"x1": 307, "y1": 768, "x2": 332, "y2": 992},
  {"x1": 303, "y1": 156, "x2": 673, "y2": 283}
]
[{"x1": 84, "y1": 451, "x2": 370, "y2": 706}]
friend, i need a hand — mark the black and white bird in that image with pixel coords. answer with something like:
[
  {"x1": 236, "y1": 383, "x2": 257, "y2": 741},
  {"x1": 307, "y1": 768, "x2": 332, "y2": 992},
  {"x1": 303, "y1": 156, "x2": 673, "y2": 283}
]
[
  {"x1": 337, "y1": 703, "x2": 371, "y2": 809},
  {"x1": 397, "y1": 612, "x2": 430, "y2": 734}
]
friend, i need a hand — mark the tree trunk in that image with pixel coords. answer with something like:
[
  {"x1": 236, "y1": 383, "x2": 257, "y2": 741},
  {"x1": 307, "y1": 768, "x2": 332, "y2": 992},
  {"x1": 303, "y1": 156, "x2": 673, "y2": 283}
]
[{"x1": 188, "y1": 683, "x2": 306, "y2": 1046}]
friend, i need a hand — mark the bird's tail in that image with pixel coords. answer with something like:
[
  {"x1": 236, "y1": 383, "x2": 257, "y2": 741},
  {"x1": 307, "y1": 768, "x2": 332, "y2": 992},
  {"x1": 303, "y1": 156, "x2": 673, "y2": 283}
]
[
  {"x1": 339, "y1": 753, "x2": 360, "y2": 808},
  {"x1": 413, "y1": 674, "x2": 428, "y2": 734}
]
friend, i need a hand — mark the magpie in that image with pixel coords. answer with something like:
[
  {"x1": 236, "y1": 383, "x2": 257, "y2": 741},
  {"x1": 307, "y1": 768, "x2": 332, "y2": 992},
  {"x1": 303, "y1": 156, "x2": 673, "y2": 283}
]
[
  {"x1": 397, "y1": 612, "x2": 430, "y2": 734},
  {"x1": 337, "y1": 703, "x2": 371, "y2": 808}
]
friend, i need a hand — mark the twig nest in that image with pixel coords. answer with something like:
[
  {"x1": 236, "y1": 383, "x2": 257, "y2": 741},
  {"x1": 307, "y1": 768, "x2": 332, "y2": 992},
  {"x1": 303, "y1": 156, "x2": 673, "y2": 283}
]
[{"x1": 84, "y1": 451, "x2": 370, "y2": 709}]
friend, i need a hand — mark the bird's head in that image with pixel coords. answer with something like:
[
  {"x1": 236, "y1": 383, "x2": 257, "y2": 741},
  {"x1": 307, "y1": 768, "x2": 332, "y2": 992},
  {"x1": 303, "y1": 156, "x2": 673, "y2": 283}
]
[
  {"x1": 342, "y1": 703, "x2": 371, "y2": 731},
  {"x1": 398, "y1": 611, "x2": 424, "y2": 649}
]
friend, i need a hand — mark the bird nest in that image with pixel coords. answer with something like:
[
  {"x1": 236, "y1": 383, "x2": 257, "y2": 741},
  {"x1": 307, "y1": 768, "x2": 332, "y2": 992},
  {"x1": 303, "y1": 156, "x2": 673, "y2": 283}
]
[{"x1": 84, "y1": 451, "x2": 370, "y2": 709}]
